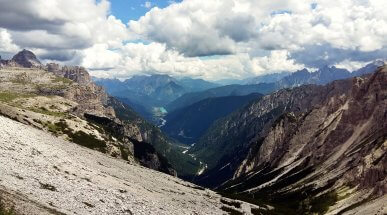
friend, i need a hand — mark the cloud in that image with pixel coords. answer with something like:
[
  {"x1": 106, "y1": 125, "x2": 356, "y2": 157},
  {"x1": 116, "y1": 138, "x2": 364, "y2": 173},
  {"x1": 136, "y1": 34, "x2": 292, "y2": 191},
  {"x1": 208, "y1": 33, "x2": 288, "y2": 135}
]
[
  {"x1": 129, "y1": 0, "x2": 254, "y2": 57},
  {"x1": 128, "y1": 0, "x2": 313, "y2": 57},
  {"x1": 86, "y1": 42, "x2": 304, "y2": 80},
  {"x1": 0, "y1": 0, "x2": 130, "y2": 61},
  {"x1": 142, "y1": 1, "x2": 152, "y2": 9},
  {"x1": 81, "y1": 43, "x2": 122, "y2": 70},
  {"x1": 334, "y1": 59, "x2": 372, "y2": 71},
  {"x1": 257, "y1": 1, "x2": 387, "y2": 53},
  {"x1": 0, "y1": 0, "x2": 386, "y2": 80},
  {"x1": 129, "y1": 0, "x2": 387, "y2": 61},
  {"x1": 291, "y1": 44, "x2": 387, "y2": 68},
  {"x1": 251, "y1": 50, "x2": 305, "y2": 75},
  {"x1": 0, "y1": 28, "x2": 19, "y2": 55}
]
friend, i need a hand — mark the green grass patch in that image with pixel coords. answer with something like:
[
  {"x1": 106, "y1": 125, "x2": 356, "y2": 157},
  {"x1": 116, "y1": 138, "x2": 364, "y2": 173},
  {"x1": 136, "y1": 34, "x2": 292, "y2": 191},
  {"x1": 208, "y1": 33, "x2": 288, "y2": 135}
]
[
  {"x1": 46, "y1": 122, "x2": 60, "y2": 134},
  {"x1": 43, "y1": 120, "x2": 107, "y2": 152},
  {"x1": 0, "y1": 199, "x2": 15, "y2": 215},
  {"x1": 67, "y1": 131, "x2": 107, "y2": 152},
  {"x1": 52, "y1": 77, "x2": 73, "y2": 85},
  {"x1": 28, "y1": 107, "x2": 66, "y2": 117},
  {"x1": 308, "y1": 191, "x2": 338, "y2": 214},
  {"x1": 0, "y1": 92, "x2": 34, "y2": 103},
  {"x1": 10, "y1": 73, "x2": 29, "y2": 84},
  {"x1": 35, "y1": 83, "x2": 69, "y2": 92}
]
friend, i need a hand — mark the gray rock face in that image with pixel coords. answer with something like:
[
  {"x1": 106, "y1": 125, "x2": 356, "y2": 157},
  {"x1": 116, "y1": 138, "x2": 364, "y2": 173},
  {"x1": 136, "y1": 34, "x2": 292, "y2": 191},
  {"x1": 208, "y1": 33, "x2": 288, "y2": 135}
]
[
  {"x1": 44, "y1": 63, "x2": 115, "y2": 118},
  {"x1": 0, "y1": 56, "x2": 177, "y2": 176},
  {"x1": 47, "y1": 63, "x2": 91, "y2": 85},
  {"x1": 191, "y1": 66, "x2": 387, "y2": 214},
  {"x1": 11, "y1": 49, "x2": 42, "y2": 68}
]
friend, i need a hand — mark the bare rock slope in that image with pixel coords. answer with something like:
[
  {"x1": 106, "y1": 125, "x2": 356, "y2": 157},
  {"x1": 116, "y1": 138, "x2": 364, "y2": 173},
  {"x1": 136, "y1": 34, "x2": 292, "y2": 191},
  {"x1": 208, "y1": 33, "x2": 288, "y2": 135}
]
[
  {"x1": 0, "y1": 116, "x2": 265, "y2": 215},
  {"x1": 0, "y1": 50, "x2": 197, "y2": 176},
  {"x1": 191, "y1": 66, "x2": 386, "y2": 214}
]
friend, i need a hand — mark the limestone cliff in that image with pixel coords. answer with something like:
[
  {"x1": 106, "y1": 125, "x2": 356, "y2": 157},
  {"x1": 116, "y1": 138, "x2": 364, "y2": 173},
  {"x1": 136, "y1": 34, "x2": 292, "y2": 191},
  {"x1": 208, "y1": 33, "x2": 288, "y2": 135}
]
[
  {"x1": 191, "y1": 66, "x2": 387, "y2": 214},
  {"x1": 0, "y1": 50, "x2": 176, "y2": 176}
]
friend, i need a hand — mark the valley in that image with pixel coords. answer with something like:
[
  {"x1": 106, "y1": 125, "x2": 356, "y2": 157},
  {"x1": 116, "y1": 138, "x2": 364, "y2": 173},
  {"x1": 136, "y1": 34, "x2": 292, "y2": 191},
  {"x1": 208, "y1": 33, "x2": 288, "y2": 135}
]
[
  {"x1": 1, "y1": 1, "x2": 386, "y2": 214},
  {"x1": 0, "y1": 115, "x2": 263, "y2": 215},
  {"x1": 0, "y1": 49, "x2": 386, "y2": 215},
  {"x1": 93, "y1": 59, "x2": 387, "y2": 214}
]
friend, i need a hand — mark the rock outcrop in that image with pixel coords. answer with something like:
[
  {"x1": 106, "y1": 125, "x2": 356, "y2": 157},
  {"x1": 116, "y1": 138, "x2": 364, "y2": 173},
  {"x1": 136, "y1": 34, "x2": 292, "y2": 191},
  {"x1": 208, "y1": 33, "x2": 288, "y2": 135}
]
[
  {"x1": 45, "y1": 63, "x2": 115, "y2": 118},
  {"x1": 47, "y1": 63, "x2": 91, "y2": 85},
  {"x1": 0, "y1": 50, "x2": 181, "y2": 176}
]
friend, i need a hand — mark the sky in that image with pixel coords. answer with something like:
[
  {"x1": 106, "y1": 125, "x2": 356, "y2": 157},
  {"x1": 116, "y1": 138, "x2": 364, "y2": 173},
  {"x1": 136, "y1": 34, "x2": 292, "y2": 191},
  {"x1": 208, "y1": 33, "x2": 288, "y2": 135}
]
[{"x1": 0, "y1": 0, "x2": 386, "y2": 80}]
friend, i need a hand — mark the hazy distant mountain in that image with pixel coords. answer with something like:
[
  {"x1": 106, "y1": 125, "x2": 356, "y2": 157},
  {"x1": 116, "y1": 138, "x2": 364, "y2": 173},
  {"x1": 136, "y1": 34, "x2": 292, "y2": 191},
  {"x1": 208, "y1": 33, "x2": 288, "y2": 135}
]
[
  {"x1": 162, "y1": 93, "x2": 263, "y2": 145},
  {"x1": 94, "y1": 75, "x2": 218, "y2": 111},
  {"x1": 275, "y1": 62, "x2": 385, "y2": 89},
  {"x1": 275, "y1": 66, "x2": 351, "y2": 88},
  {"x1": 115, "y1": 97, "x2": 154, "y2": 121},
  {"x1": 243, "y1": 72, "x2": 291, "y2": 84},
  {"x1": 166, "y1": 83, "x2": 277, "y2": 112},
  {"x1": 92, "y1": 77, "x2": 126, "y2": 94},
  {"x1": 123, "y1": 74, "x2": 177, "y2": 95},
  {"x1": 213, "y1": 78, "x2": 243, "y2": 85},
  {"x1": 177, "y1": 77, "x2": 219, "y2": 92},
  {"x1": 353, "y1": 60, "x2": 385, "y2": 76},
  {"x1": 167, "y1": 62, "x2": 384, "y2": 113}
]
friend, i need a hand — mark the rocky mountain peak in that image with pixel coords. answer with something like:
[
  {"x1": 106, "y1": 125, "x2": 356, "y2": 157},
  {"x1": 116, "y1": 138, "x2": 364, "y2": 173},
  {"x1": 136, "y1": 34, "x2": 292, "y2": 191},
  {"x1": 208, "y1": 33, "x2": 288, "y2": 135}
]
[
  {"x1": 11, "y1": 49, "x2": 42, "y2": 68},
  {"x1": 374, "y1": 59, "x2": 386, "y2": 66},
  {"x1": 47, "y1": 63, "x2": 91, "y2": 85}
]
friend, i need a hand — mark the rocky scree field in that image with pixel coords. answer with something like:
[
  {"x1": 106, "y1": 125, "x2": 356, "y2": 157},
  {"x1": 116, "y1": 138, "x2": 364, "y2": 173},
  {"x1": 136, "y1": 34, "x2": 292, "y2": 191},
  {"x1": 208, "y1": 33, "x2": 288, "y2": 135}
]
[{"x1": 0, "y1": 115, "x2": 267, "y2": 215}]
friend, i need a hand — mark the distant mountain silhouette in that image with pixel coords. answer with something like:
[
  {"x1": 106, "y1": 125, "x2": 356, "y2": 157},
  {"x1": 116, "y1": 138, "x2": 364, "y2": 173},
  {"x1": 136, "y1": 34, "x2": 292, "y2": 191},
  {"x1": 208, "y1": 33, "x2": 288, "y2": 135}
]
[
  {"x1": 162, "y1": 93, "x2": 263, "y2": 144},
  {"x1": 94, "y1": 75, "x2": 218, "y2": 113},
  {"x1": 166, "y1": 83, "x2": 276, "y2": 112}
]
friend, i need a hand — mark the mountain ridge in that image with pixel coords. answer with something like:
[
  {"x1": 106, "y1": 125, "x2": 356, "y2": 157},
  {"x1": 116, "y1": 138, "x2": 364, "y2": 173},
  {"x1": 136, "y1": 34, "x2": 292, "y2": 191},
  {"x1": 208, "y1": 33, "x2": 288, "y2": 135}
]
[
  {"x1": 0, "y1": 50, "x2": 199, "y2": 177},
  {"x1": 94, "y1": 74, "x2": 218, "y2": 112},
  {"x1": 166, "y1": 83, "x2": 276, "y2": 112},
  {"x1": 189, "y1": 66, "x2": 387, "y2": 214},
  {"x1": 166, "y1": 62, "x2": 384, "y2": 113},
  {"x1": 163, "y1": 93, "x2": 264, "y2": 145}
]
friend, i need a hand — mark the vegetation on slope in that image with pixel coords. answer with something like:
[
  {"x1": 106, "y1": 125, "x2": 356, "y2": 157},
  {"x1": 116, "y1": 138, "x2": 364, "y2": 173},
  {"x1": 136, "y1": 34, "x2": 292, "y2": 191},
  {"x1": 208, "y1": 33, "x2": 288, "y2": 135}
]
[
  {"x1": 109, "y1": 97, "x2": 201, "y2": 177},
  {"x1": 0, "y1": 198, "x2": 15, "y2": 215},
  {"x1": 163, "y1": 93, "x2": 263, "y2": 144}
]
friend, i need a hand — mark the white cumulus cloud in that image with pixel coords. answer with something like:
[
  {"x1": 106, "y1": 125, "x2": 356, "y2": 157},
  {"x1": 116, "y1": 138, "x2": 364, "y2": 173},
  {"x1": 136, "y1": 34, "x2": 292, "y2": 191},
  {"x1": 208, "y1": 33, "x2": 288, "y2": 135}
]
[{"x1": 0, "y1": 0, "x2": 386, "y2": 80}]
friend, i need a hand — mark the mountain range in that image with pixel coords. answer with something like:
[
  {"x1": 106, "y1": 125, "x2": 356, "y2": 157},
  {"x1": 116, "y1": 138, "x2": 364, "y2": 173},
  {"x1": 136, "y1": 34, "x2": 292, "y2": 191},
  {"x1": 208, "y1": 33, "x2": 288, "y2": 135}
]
[
  {"x1": 243, "y1": 72, "x2": 292, "y2": 85},
  {"x1": 189, "y1": 66, "x2": 387, "y2": 214},
  {"x1": 94, "y1": 61, "x2": 384, "y2": 126},
  {"x1": 94, "y1": 75, "x2": 218, "y2": 111},
  {"x1": 162, "y1": 93, "x2": 264, "y2": 145},
  {"x1": 166, "y1": 83, "x2": 277, "y2": 112},
  {"x1": 168, "y1": 62, "x2": 384, "y2": 113},
  {"x1": 0, "y1": 49, "x2": 386, "y2": 215},
  {"x1": 162, "y1": 62, "x2": 384, "y2": 142},
  {"x1": 275, "y1": 63, "x2": 384, "y2": 88},
  {"x1": 0, "y1": 50, "x2": 201, "y2": 177}
]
